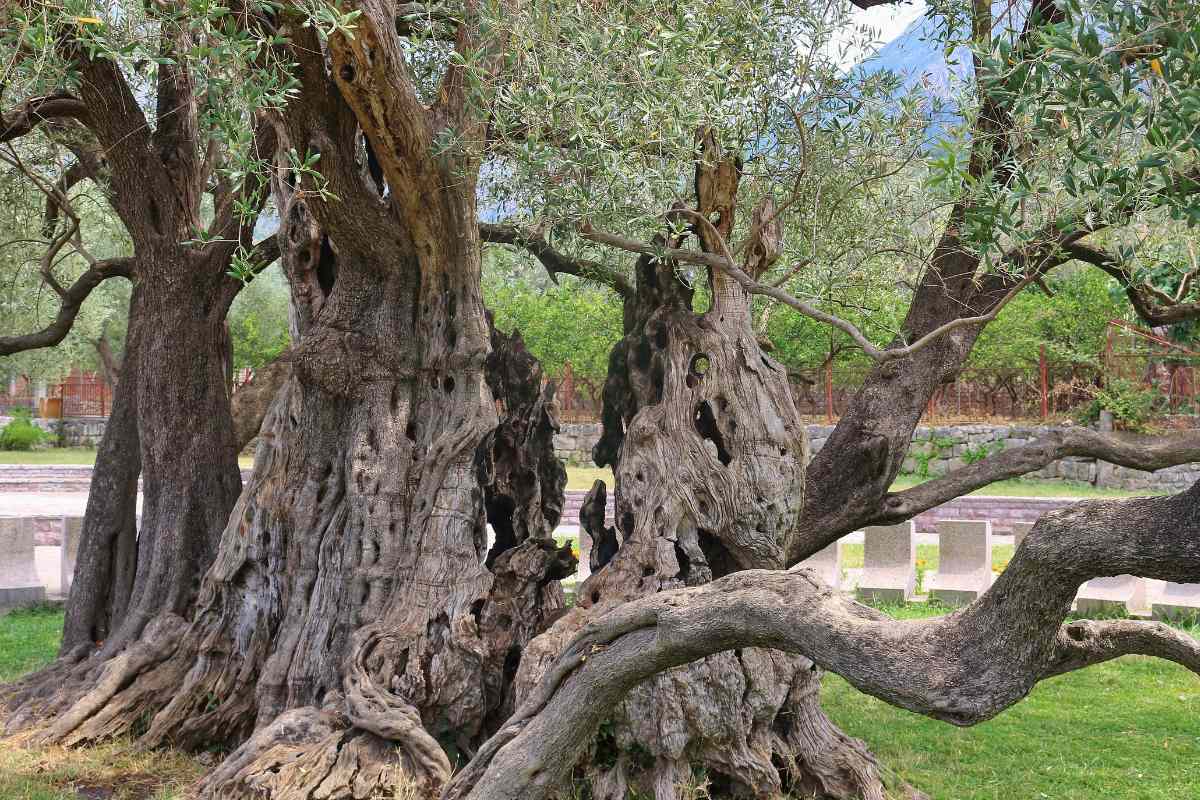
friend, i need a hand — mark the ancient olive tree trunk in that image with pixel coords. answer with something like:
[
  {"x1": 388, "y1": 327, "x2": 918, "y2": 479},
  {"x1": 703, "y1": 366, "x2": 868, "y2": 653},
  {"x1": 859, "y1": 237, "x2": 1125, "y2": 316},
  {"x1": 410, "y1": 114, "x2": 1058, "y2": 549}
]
[
  {"x1": 513, "y1": 201, "x2": 884, "y2": 797},
  {"x1": 3, "y1": 254, "x2": 246, "y2": 731},
  {"x1": 447, "y1": 482, "x2": 1200, "y2": 800},
  {"x1": 16, "y1": 114, "x2": 573, "y2": 797},
  {"x1": 59, "y1": 309, "x2": 141, "y2": 654}
]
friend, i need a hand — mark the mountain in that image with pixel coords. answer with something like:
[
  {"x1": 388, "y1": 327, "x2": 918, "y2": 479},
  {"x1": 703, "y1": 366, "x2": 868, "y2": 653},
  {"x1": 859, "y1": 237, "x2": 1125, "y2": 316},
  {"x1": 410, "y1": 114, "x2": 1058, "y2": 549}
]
[{"x1": 859, "y1": 12, "x2": 973, "y2": 100}]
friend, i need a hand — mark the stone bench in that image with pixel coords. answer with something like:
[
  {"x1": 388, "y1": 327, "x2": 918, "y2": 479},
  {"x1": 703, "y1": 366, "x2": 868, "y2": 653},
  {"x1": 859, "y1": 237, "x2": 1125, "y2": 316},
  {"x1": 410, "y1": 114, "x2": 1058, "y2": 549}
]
[
  {"x1": 1152, "y1": 582, "x2": 1200, "y2": 622},
  {"x1": 928, "y1": 520, "x2": 993, "y2": 606},
  {"x1": 1011, "y1": 521, "x2": 1033, "y2": 551},
  {"x1": 1076, "y1": 575, "x2": 1148, "y2": 616},
  {"x1": 797, "y1": 540, "x2": 843, "y2": 590},
  {"x1": 61, "y1": 516, "x2": 82, "y2": 596},
  {"x1": 856, "y1": 522, "x2": 916, "y2": 604},
  {"x1": 0, "y1": 517, "x2": 47, "y2": 608}
]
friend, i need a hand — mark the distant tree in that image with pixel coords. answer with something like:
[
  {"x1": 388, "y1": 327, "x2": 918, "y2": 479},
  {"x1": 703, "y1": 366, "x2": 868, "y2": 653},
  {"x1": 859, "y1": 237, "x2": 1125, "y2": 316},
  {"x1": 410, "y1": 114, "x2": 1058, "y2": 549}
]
[{"x1": 0, "y1": 2, "x2": 280, "y2": 655}]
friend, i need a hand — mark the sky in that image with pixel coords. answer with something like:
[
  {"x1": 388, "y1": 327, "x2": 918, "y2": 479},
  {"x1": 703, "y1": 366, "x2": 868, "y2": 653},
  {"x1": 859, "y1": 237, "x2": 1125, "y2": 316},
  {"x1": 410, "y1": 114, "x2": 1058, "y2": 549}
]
[{"x1": 828, "y1": 0, "x2": 928, "y2": 66}]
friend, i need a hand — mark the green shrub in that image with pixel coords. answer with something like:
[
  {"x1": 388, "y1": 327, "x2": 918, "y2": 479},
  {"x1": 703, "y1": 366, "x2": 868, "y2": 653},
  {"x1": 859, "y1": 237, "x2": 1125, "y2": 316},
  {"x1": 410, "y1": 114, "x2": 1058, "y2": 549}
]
[
  {"x1": 1074, "y1": 378, "x2": 1160, "y2": 432},
  {"x1": 0, "y1": 408, "x2": 48, "y2": 451}
]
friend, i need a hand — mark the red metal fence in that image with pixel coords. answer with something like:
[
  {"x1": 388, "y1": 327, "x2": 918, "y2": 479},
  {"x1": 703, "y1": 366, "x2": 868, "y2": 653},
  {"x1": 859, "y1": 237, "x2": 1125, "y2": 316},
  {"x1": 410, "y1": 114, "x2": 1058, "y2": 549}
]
[
  {"x1": 7, "y1": 319, "x2": 1199, "y2": 426},
  {"x1": 0, "y1": 370, "x2": 113, "y2": 418}
]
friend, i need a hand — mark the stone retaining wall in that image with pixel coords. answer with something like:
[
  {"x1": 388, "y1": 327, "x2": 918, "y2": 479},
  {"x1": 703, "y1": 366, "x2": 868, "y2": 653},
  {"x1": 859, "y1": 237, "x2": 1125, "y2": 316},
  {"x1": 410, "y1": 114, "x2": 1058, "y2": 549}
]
[
  {"x1": 555, "y1": 421, "x2": 1200, "y2": 492},
  {"x1": 0, "y1": 415, "x2": 109, "y2": 448}
]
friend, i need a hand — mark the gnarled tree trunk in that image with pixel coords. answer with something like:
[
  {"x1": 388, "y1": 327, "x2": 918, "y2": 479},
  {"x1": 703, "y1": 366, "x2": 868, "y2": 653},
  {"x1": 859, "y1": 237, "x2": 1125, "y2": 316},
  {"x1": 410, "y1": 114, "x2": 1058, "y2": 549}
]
[
  {"x1": 512, "y1": 224, "x2": 884, "y2": 799},
  {"x1": 9, "y1": 115, "x2": 574, "y2": 797},
  {"x1": 3, "y1": 253, "x2": 245, "y2": 730},
  {"x1": 59, "y1": 302, "x2": 141, "y2": 654}
]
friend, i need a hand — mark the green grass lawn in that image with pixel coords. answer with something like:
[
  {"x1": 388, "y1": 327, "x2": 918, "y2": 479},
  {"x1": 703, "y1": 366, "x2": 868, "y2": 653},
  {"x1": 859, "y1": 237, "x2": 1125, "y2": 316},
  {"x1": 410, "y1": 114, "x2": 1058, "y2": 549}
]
[
  {"x1": 890, "y1": 474, "x2": 1160, "y2": 498},
  {"x1": 0, "y1": 448, "x2": 101, "y2": 465},
  {"x1": 0, "y1": 606, "x2": 64, "y2": 683},
  {"x1": 0, "y1": 448, "x2": 256, "y2": 469},
  {"x1": 821, "y1": 603, "x2": 1200, "y2": 799},
  {"x1": 2, "y1": 604, "x2": 1196, "y2": 799}
]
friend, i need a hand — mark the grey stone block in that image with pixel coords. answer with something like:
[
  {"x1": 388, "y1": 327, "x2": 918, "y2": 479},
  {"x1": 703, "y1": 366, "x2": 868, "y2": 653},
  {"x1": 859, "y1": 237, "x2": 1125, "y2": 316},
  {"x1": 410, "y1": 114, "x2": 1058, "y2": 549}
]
[
  {"x1": 856, "y1": 522, "x2": 916, "y2": 603},
  {"x1": 1076, "y1": 576, "x2": 1147, "y2": 616},
  {"x1": 1152, "y1": 582, "x2": 1200, "y2": 622},
  {"x1": 61, "y1": 516, "x2": 82, "y2": 595},
  {"x1": 0, "y1": 517, "x2": 46, "y2": 609},
  {"x1": 797, "y1": 540, "x2": 842, "y2": 590},
  {"x1": 929, "y1": 520, "x2": 992, "y2": 606}
]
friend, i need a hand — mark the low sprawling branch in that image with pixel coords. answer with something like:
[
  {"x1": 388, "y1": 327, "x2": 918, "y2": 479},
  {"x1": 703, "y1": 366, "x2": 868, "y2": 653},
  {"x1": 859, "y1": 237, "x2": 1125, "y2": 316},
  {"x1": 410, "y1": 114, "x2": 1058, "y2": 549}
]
[
  {"x1": 0, "y1": 257, "x2": 133, "y2": 355},
  {"x1": 444, "y1": 485, "x2": 1200, "y2": 800},
  {"x1": 0, "y1": 93, "x2": 89, "y2": 143},
  {"x1": 480, "y1": 223, "x2": 633, "y2": 297}
]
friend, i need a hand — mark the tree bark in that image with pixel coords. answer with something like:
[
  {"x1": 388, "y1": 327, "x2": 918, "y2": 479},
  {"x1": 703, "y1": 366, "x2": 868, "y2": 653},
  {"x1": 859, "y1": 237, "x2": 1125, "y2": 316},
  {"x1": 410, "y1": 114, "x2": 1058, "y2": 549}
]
[
  {"x1": 2, "y1": 250, "x2": 245, "y2": 731},
  {"x1": 6, "y1": 122, "x2": 573, "y2": 796},
  {"x1": 60, "y1": 304, "x2": 141, "y2": 653},
  {"x1": 508, "y1": 223, "x2": 886, "y2": 799},
  {"x1": 446, "y1": 483, "x2": 1200, "y2": 800}
]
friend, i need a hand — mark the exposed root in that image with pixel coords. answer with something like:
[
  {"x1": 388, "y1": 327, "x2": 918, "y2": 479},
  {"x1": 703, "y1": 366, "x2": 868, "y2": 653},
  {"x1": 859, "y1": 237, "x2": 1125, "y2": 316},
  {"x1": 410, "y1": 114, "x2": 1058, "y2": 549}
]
[
  {"x1": 197, "y1": 700, "x2": 444, "y2": 800},
  {"x1": 344, "y1": 629, "x2": 453, "y2": 783},
  {"x1": 45, "y1": 614, "x2": 188, "y2": 746}
]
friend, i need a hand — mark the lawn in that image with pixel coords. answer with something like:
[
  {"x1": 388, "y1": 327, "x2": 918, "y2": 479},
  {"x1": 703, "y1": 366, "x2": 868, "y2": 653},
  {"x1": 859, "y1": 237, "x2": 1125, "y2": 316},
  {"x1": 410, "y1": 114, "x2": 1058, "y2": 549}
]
[
  {"x1": 890, "y1": 474, "x2": 1160, "y2": 498},
  {"x1": 0, "y1": 448, "x2": 101, "y2": 465},
  {"x1": 820, "y1": 603, "x2": 1200, "y2": 799},
  {"x1": 0, "y1": 448, "x2": 255, "y2": 469},
  {"x1": 1, "y1": 605, "x2": 1195, "y2": 799}
]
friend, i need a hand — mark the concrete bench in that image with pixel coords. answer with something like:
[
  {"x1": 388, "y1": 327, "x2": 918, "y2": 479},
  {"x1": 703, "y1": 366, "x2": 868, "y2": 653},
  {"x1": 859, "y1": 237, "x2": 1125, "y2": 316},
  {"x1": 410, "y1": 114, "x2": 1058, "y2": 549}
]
[
  {"x1": 1076, "y1": 575, "x2": 1148, "y2": 616},
  {"x1": 1152, "y1": 582, "x2": 1200, "y2": 622},
  {"x1": 928, "y1": 520, "x2": 992, "y2": 606},
  {"x1": 797, "y1": 539, "x2": 843, "y2": 590},
  {"x1": 856, "y1": 522, "x2": 916, "y2": 604},
  {"x1": 0, "y1": 517, "x2": 47, "y2": 608},
  {"x1": 61, "y1": 516, "x2": 82, "y2": 596}
]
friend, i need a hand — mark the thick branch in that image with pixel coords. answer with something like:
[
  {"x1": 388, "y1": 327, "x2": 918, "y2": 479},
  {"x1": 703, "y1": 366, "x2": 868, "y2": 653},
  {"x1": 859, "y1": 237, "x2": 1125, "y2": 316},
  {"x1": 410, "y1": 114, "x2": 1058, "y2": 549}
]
[
  {"x1": 1066, "y1": 242, "x2": 1200, "y2": 325},
  {"x1": 480, "y1": 223, "x2": 633, "y2": 297},
  {"x1": 445, "y1": 485, "x2": 1200, "y2": 800},
  {"x1": 230, "y1": 349, "x2": 293, "y2": 450},
  {"x1": 0, "y1": 258, "x2": 133, "y2": 355},
  {"x1": 870, "y1": 428, "x2": 1200, "y2": 529},
  {"x1": 0, "y1": 94, "x2": 88, "y2": 143}
]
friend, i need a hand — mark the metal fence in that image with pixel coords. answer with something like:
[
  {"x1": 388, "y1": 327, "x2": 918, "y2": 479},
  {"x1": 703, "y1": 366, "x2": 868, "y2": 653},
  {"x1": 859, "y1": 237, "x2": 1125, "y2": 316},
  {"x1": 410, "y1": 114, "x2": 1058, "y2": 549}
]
[{"x1": 0, "y1": 370, "x2": 112, "y2": 418}]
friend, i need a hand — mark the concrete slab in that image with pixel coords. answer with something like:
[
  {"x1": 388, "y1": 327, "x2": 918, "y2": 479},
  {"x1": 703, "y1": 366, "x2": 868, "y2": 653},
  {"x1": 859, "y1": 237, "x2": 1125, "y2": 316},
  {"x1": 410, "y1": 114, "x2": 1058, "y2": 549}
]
[
  {"x1": 797, "y1": 539, "x2": 843, "y2": 590},
  {"x1": 1076, "y1": 576, "x2": 1147, "y2": 616},
  {"x1": 0, "y1": 517, "x2": 46, "y2": 608},
  {"x1": 61, "y1": 516, "x2": 82, "y2": 595},
  {"x1": 1151, "y1": 582, "x2": 1200, "y2": 622},
  {"x1": 857, "y1": 522, "x2": 916, "y2": 604},
  {"x1": 929, "y1": 520, "x2": 993, "y2": 606}
]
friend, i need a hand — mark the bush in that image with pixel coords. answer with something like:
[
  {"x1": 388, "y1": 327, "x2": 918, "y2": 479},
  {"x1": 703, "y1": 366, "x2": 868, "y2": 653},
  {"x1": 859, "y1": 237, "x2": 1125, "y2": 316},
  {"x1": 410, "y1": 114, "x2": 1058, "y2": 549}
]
[
  {"x1": 1074, "y1": 378, "x2": 1160, "y2": 432},
  {"x1": 0, "y1": 408, "x2": 48, "y2": 451}
]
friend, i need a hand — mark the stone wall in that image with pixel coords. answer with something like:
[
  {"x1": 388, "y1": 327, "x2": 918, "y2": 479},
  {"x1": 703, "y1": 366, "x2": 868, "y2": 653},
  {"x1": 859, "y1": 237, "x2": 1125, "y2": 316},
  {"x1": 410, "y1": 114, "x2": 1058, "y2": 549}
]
[
  {"x1": 553, "y1": 422, "x2": 605, "y2": 466},
  {"x1": 0, "y1": 415, "x2": 108, "y2": 448},
  {"x1": 557, "y1": 421, "x2": 1200, "y2": 493}
]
